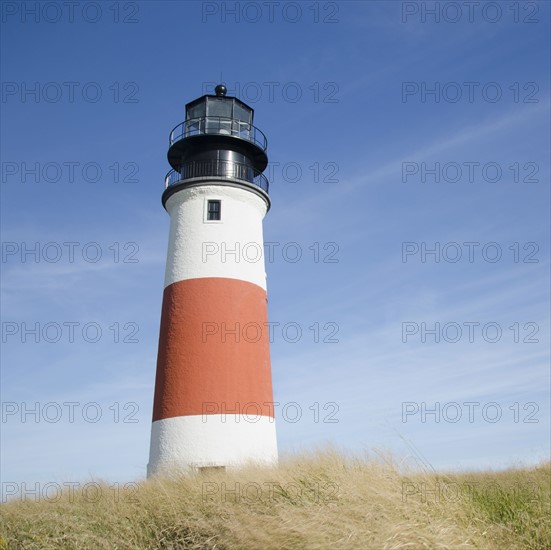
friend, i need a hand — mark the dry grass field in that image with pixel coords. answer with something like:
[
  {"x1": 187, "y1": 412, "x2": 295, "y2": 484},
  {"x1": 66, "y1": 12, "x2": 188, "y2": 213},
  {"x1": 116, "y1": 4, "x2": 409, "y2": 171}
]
[{"x1": 1, "y1": 449, "x2": 549, "y2": 549}]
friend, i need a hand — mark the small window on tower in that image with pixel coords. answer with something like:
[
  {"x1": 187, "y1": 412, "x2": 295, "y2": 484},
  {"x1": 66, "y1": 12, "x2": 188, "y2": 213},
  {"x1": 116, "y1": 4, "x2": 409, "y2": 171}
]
[{"x1": 207, "y1": 200, "x2": 221, "y2": 221}]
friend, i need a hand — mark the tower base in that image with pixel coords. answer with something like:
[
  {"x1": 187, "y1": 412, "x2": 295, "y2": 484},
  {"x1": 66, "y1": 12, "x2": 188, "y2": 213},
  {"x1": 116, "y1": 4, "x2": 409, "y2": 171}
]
[{"x1": 147, "y1": 414, "x2": 278, "y2": 477}]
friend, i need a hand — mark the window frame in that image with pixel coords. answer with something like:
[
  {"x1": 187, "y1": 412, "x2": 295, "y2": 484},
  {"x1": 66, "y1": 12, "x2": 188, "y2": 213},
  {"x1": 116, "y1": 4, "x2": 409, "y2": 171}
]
[{"x1": 204, "y1": 198, "x2": 222, "y2": 223}]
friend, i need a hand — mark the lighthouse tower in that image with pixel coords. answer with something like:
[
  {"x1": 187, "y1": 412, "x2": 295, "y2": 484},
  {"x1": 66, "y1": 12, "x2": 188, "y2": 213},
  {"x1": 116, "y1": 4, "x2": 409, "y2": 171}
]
[{"x1": 147, "y1": 85, "x2": 278, "y2": 476}]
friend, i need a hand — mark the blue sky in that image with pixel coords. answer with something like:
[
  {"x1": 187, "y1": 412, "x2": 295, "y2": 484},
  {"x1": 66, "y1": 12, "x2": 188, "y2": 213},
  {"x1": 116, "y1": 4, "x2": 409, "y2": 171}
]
[{"x1": 1, "y1": 1, "x2": 549, "y2": 492}]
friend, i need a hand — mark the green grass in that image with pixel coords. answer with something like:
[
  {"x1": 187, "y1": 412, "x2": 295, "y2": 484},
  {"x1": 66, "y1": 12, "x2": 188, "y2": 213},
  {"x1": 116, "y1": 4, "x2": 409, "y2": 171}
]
[{"x1": 449, "y1": 463, "x2": 551, "y2": 549}]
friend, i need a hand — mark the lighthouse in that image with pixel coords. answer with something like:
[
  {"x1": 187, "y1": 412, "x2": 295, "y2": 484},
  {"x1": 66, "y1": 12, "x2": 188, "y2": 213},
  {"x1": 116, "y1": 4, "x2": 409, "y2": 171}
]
[{"x1": 147, "y1": 85, "x2": 278, "y2": 476}]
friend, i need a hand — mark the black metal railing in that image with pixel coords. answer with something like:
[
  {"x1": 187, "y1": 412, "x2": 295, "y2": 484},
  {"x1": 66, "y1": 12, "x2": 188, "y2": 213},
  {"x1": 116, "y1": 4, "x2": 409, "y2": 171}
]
[
  {"x1": 169, "y1": 116, "x2": 267, "y2": 151},
  {"x1": 165, "y1": 160, "x2": 269, "y2": 194}
]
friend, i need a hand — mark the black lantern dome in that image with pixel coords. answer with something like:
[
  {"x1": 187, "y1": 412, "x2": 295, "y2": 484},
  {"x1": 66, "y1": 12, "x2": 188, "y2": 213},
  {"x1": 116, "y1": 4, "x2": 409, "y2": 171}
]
[{"x1": 163, "y1": 84, "x2": 269, "y2": 209}]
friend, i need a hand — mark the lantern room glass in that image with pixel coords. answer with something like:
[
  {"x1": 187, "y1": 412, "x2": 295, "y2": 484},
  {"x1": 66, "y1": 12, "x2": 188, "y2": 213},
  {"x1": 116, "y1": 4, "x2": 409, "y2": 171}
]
[{"x1": 185, "y1": 96, "x2": 254, "y2": 138}]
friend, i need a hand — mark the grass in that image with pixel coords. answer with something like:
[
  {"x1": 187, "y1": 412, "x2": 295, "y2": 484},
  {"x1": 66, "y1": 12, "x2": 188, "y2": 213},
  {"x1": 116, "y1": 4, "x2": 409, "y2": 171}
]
[
  {"x1": 448, "y1": 464, "x2": 551, "y2": 549},
  {"x1": 1, "y1": 450, "x2": 549, "y2": 549}
]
